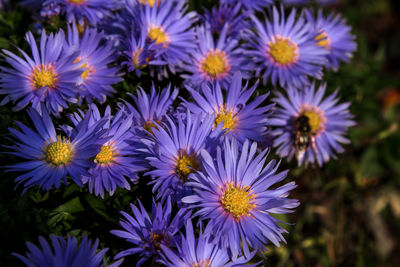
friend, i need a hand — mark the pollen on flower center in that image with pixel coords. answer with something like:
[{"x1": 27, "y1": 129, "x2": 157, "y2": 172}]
[
  {"x1": 175, "y1": 151, "x2": 200, "y2": 181},
  {"x1": 221, "y1": 182, "x2": 256, "y2": 221},
  {"x1": 268, "y1": 36, "x2": 299, "y2": 65},
  {"x1": 149, "y1": 232, "x2": 165, "y2": 250},
  {"x1": 68, "y1": 0, "x2": 87, "y2": 4},
  {"x1": 139, "y1": 0, "x2": 159, "y2": 7},
  {"x1": 144, "y1": 119, "x2": 160, "y2": 135},
  {"x1": 95, "y1": 145, "x2": 115, "y2": 165},
  {"x1": 31, "y1": 64, "x2": 57, "y2": 90},
  {"x1": 300, "y1": 106, "x2": 327, "y2": 134},
  {"x1": 74, "y1": 57, "x2": 95, "y2": 81},
  {"x1": 44, "y1": 137, "x2": 72, "y2": 166},
  {"x1": 192, "y1": 260, "x2": 211, "y2": 267},
  {"x1": 214, "y1": 108, "x2": 237, "y2": 133},
  {"x1": 148, "y1": 26, "x2": 169, "y2": 46},
  {"x1": 200, "y1": 49, "x2": 231, "y2": 79},
  {"x1": 315, "y1": 31, "x2": 331, "y2": 48}
]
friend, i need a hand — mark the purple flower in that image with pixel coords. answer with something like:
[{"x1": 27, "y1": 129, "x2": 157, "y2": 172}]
[
  {"x1": 13, "y1": 235, "x2": 122, "y2": 267},
  {"x1": 65, "y1": 23, "x2": 122, "y2": 103},
  {"x1": 145, "y1": 112, "x2": 222, "y2": 202},
  {"x1": 4, "y1": 106, "x2": 106, "y2": 191},
  {"x1": 182, "y1": 138, "x2": 299, "y2": 259},
  {"x1": 111, "y1": 197, "x2": 189, "y2": 266},
  {"x1": 184, "y1": 73, "x2": 272, "y2": 144},
  {"x1": 181, "y1": 25, "x2": 252, "y2": 88},
  {"x1": 221, "y1": 0, "x2": 273, "y2": 11},
  {"x1": 247, "y1": 6, "x2": 329, "y2": 88},
  {"x1": 0, "y1": 30, "x2": 81, "y2": 116},
  {"x1": 161, "y1": 220, "x2": 260, "y2": 267},
  {"x1": 305, "y1": 9, "x2": 357, "y2": 71},
  {"x1": 270, "y1": 83, "x2": 355, "y2": 166}
]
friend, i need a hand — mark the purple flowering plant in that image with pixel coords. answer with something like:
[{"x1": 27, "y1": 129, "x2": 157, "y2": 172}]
[{"x1": 4, "y1": 0, "x2": 397, "y2": 266}]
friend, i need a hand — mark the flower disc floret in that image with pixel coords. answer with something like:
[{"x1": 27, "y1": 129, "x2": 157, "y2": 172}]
[
  {"x1": 299, "y1": 105, "x2": 327, "y2": 134},
  {"x1": 95, "y1": 145, "x2": 114, "y2": 165},
  {"x1": 268, "y1": 36, "x2": 299, "y2": 65},
  {"x1": 68, "y1": 0, "x2": 87, "y2": 4},
  {"x1": 45, "y1": 138, "x2": 72, "y2": 166},
  {"x1": 31, "y1": 64, "x2": 58, "y2": 90},
  {"x1": 315, "y1": 31, "x2": 331, "y2": 48},
  {"x1": 221, "y1": 183, "x2": 256, "y2": 221},
  {"x1": 214, "y1": 108, "x2": 237, "y2": 133},
  {"x1": 148, "y1": 26, "x2": 169, "y2": 46},
  {"x1": 175, "y1": 151, "x2": 200, "y2": 180},
  {"x1": 192, "y1": 260, "x2": 211, "y2": 267},
  {"x1": 200, "y1": 49, "x2": 230, "y2": 78}
]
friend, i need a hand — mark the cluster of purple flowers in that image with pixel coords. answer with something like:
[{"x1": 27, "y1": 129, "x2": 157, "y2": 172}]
[{"x1": 1, "y1": 0, "x2": 357, "y2": 266}]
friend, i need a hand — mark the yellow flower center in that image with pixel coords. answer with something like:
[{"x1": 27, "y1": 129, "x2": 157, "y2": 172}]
[
  {"x1": 214, "y1": 108, "x2": 237, "y2": 133},
  {"x1": 68, "y1": 0, "x2": 87, "y2": 4},
  {"x1": 315, "y1": 31, "x2": 331, "y2": 48},
  {"x1": 175, "y1": 151, "x2": 200, "y2": 181},
  {"x1": 31, "y1": 64, "x2": 57, "y2": 90},
  {"x1": 94, "y1": 145, "x2": 115, "y2": 165},
  {"x1": 200, "y1": 49, "x2": 230, "y2": 79},
  {"x1": 132, "y1": 48, "x2": 148, "y2": 69},
  {"x1": 221, "y1": 182, "x2": 256, "y2": 221},
  {"x1": 139, "y1": 0, "x2": 160, "y2": 7},
  {"x1": 268, "y1": 36, "x2": 299, "y2": 65},
  {"x1": 300, "y1": 106, "x2": 326, "y2": 134},
  {"x1": 44, "y1": 137, "x2": 73, "y2": 166},
  {"x1": 148, "y1": 26, "x2": 169, "y2": 46},
  {"x1": 74, "y1": 57, "x2": 94, "y2": 81},
  {"x1": 150, "y1": 232, "x2": 165, "y2": 250},
  {"x1": 144, "y1": 119, "x2": 160, "y2": 135},
  {"x1": 192, "y1": 260, "x2": 211, "y2": 267}
]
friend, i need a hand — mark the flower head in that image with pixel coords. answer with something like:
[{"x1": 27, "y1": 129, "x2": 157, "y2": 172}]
[
  {"x1": 247, "y1": 6, "x2": 329, "y2": 88},
  {"x1": 182, "y1": 138, "x2": 299, "y2": 258},
  {"x1": 0, "y1": 30, "x2": 81, "y2": 116},
  {"x1": 305, "y1": 9, "x2": 357, "y2": 71},
  {"x1": 13, "y1": 235, "x2": 122, "y2": 267},
  {"x1": 145, "y1": 112, "x2": 222, "y2": 202},
  {"x1": 64, "y1": 104, "x2": 147, "y2": 198},
  {"x1": 161, "y1": 220, "x2": 259, "y2": 267},
  {"x1": 270, "y1": 83, "x2": 355, "y2": 166},
  {"x1": 181, "y1": 25, "x2": 251, "y2": 88},
  {"x1": 4, "y1": 106, "x2": 106, "y2": 191},
  {"x1": 111, "y1": 197, "x2": 189, "y2": 266},
  {"x1": 184, "y1": 73, "x2": 272, "y2": 144},
  {"x1": 43, "y1": 0, "x2": 118, "y2": 25},
  {"x1": 65, "y1": 23, "x2": 122, "y2": 103}
]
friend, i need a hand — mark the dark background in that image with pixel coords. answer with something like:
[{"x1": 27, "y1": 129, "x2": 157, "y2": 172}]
[{"x1": 1, "y1": 0, "x2": 400, "y2": 266}]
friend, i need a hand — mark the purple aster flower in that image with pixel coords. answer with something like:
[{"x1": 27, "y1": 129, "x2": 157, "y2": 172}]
[
  {"x1": 221, "y1": 0, "x2": 273, "y2": 11},
  {"x1": 247, "y1": 6, "x2": 329, "y2": 88},
  {"x1": 136, "y1": 0, "x2": 197, "y2": 70},
  {"x1": 182, "y1": 138, "x2": 299, "y2": 259},
  {"x1": 0, "y1": 30, "x2": 81, "y2": 116},
  {"x1": 4, "y1": 106, "x2": 106, "y2": 191},
  {"x1": 181, "y1": 25, "x2": 252, "y2": 88},
  {"x1": 121, "y1": 84, "x2": 178, "y2": 138},
  {"x1": 201, "y1": 3, "x2": 248, "y2": 38},
  {"x1": 270, "y1": 83, "x2": 355, "y2": 166},
  {"x1": 305, "y1": 9, "x2": 357, "y2": 71},
  {"x1": 111, "y1": 197, "x2": 189, "y2": 266},
  {"x1": 65, "y1": 23, "x2": 122, "y2": 103},
  {"x1": 282, "y1": 0, "x2": 309, "y2": 5},
  {"x1": 42, "y1": 0, "x2": 117, "y2": 25},
  {"x1": 184, "y1": 73, "x2": 273, "y2": 144},
  {"x1": 121, "y1": 28, "x2": 162, "y2": 76},
  {"x1": 65, "y1": 104, "x2": 146, "y2": 198},
  {"x1": 13, "y1": 235, "x2": 122, "y2": 267},
  {"x1": 161, "y1": 219, "x2": 259, "y2": 267},
  {"x1": 145, "y1": 111, "x2": 222, "y2": 202}
]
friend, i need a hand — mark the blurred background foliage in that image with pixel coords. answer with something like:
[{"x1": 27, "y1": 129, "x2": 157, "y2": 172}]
[{"x1": 0, "y1": 0, "x2": 400, "y2": 266}]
